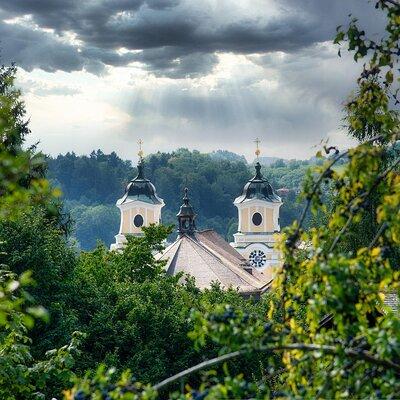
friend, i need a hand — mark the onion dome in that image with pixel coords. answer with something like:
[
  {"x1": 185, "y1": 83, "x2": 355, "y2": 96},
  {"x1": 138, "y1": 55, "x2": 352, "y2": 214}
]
[
  {"x1": 235, "y1": 162, "x2": 281, "y2": 203},
  {"x1": 177, "y1": 188, "x2": 196, "y2": 236},
  {"x1": 117, "y1": 159, "x2": 163, "y2": 205}
]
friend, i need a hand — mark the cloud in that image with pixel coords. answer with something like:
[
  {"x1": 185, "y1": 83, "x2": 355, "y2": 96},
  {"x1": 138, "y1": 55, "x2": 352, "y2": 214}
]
[
  {"x1": 0, "y1": 0, "x2": 385, "y2": 78},
  {"x1": 8, "y1": 1, "x2": 383, "y2": 161},
  {"x1": 106, "y1": 45, "x2": 359, "y2": 159},
  {"x1": 19, "y1": 79, "x2": 81, "y2": 96}
]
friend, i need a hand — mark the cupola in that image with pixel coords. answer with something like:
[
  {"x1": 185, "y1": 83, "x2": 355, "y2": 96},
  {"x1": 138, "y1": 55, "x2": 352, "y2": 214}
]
[
  {"x1": 118, "y1": 159, "x2": 163, "y2": 206},
  {"x1": 177, "y1": 188, "x2": 196, "y2": 236},
  {"x1": 235, "y1": 162, "x2": 281, "y2": 204},
  {"x1": 110, "y1": 140, "x2": 164, "y2": 251},
  {"x1": 230, "y1": 138, "x2": 283, "y2": 271}
]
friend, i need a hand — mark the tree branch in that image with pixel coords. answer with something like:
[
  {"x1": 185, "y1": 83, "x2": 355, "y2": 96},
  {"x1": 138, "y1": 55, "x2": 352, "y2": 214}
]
[
  {"x1": 383, "y1": 0, "x2": 400, "y2": 7},
  {"x1": 153, "y1": 343, "x2": 400, "y2": 391},
  {"x1": 368, "y1": 221, "x2": 389, "y2": 249},
  {"x1": 328, "y1": 157, "x2": 400, "y2": 253},
  {"x1": 291, "y1": 132, "x2": 393, "y2": 245},
  {"x1": 295, "y1": 150, "x2": 348, "y2": 234}
]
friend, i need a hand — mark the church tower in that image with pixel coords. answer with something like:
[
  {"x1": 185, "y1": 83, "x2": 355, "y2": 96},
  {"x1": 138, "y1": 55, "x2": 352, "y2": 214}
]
[
  {"x1": 177, "y1": 188, "x2": 196, "y2": 236},
  {"x1": 110, "y1": 141, "x2": 164, "y2": 251},
  {"x1": 230, "y1": 139, "x2": 282, "y2": 271}
]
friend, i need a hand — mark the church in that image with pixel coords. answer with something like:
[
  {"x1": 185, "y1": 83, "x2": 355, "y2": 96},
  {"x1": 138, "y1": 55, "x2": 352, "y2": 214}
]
[{"x1": 110, "y1": 142, "x2": 282, "y2": 296}]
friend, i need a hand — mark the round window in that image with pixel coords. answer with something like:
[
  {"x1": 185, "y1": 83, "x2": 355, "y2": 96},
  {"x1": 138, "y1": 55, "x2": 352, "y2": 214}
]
[
  {"x1": 252, "y1": 212, "x2": 263, "y2": 226},
  {"x1": 133, "y1": 214, "x2": 144, "y2": 228},
  {"x1": 249, "y1": 250, "x2": 267, "y2": 268}
]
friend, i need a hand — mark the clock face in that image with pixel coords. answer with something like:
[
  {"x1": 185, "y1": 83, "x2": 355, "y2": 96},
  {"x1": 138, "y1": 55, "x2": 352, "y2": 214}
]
[{"x1": 249, "y1": 249, "x2": 267, "y2": 268}]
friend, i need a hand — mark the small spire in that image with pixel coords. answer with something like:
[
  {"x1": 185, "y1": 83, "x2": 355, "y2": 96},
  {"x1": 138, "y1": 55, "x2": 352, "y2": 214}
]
[
  {"x1": 254, "y1": 137, "x2": 261, "y2": 160},
  {"x1": 254, "y1": 162, "x2": 263, "y2": 179},
  {"x1": 136, "y1": 159, "x2": 145, "y2": 179},
  {"x1": 183, "y1": 187, "x2": 189, "y2": 205}
]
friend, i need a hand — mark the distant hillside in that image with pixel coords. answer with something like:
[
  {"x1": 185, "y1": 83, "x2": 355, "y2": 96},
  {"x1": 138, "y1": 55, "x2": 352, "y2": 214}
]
[
  {"x1": 256, "y1": 156, "x2": 283, "y2": 166},
  {"x1": 47, "y1": 148, "x2": 315, "y2": 250},
  {"x1": 209, "y1": 150, "x2": 247, "y2": 163}
]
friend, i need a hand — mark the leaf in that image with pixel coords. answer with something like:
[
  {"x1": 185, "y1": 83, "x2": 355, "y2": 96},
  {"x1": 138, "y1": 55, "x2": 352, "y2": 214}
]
[
  {"x1": 371, "y1": 247, "x2": 381, "y2": 257},
  {"x1": 385, "y1": 70, "x2": 393, "y2": 84},
  {"x1": 27, "y1": 306, "x2": 49, "y2": 323},
  {"x1": 334, "y1": 31, "x2": 345, "y2": 44}
]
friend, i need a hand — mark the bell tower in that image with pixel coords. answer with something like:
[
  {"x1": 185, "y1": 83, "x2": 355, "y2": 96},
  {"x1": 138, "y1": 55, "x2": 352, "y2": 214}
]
[
  {"x1": 110, "y1": 140, "x2": 164, "y2": 250},
  {"x1": 177, "y1": 188, "x2": 196, "y2": 236},
  {"x1": 230, "y1": 139, "x2": 282, "y2": 271}
]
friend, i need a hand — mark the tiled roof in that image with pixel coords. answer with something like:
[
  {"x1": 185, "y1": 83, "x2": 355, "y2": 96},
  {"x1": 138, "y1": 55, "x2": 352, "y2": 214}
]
[
  {"x1": 195, "y1": 230, "x2": 246, "y2": 265},
  {"x1": 158, "y1": 231, "x2": 271, "y2": 295}
]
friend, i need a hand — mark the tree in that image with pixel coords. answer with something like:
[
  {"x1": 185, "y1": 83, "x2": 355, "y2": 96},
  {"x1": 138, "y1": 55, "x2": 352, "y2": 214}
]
[
  {"x1": 0, "y1": 62, "x2": 82, "y2": 399},
  {"x1": 0, "y1": 209, "x2": 78, "y2": 356},
  {"x1": 65, "y1": 225, "x2": 269, "y2": 383},
  {"x1": 66, "y1": 203, "x2": 119, "y2": 250},
  {"x1": 0, "y1": 64, "x2": 56, "y2": 219}
]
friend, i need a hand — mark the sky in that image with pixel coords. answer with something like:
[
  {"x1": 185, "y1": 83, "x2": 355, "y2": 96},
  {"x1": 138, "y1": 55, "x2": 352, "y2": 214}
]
[{"x1": 0, "y1": 0, "x2": 386, "y2": 162}]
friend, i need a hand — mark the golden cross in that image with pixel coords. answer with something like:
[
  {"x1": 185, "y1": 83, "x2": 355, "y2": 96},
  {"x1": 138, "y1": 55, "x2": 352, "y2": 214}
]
[
  {"x1": 254, "y1": 137, "x2": 261, "y2": 159},
  {"x1": 137, "y1": 139, "x2": 144, "y2": 160}
]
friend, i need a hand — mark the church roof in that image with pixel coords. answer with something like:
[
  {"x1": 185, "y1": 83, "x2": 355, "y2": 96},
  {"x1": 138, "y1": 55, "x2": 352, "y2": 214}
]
[
  {"x1": 235, "y1": 162, "x2": 281, "y2": 204},
  {"x1": 157, "y1": 230, "x2": 272, "y2": 295},
  {"x1": 117, "y1": 160, "x2": 163, "y2": 205}
]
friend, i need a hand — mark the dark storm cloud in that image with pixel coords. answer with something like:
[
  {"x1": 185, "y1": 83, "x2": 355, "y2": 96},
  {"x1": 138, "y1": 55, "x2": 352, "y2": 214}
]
[
  {"x1": 0, "y1": 6, "x2": 139, "y2": 74},
  {"x1": 0, "y1": 0, "x2": 384, "y2": 78},
  {"x1": 133, "y1": 47, "x2": 218, "y2": 77},
  {"x1": 0, "y1": 16, "x2": 85, "y2": 73}
]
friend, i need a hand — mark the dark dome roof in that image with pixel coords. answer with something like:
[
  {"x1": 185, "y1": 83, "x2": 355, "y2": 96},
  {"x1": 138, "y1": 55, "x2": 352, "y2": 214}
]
[
  {"x1": 118, "y1": 161, "x2": 163, "y2": 205},
  {"x1": 235, "y1": 162, "x2": 281, "y2": 204},
  {"x1": 177, "y1": 188, "x2": 196, "y2": 218}
]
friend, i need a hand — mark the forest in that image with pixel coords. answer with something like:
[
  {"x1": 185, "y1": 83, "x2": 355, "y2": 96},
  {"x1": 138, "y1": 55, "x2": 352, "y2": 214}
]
[
  {"x1": 0, "y1": 1, "x2": 400, "y2": 399},
  {"x1": 46, "y1": 149, "x2": 319, "y2": 249}
]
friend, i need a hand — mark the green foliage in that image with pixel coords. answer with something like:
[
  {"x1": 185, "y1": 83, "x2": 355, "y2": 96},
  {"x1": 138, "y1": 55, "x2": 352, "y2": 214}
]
[
  {"x1": 0, "y1": 62, "x2": 82, "y2": 399},
  {"x1": 0, "y1": 63, "x2": 29, "y2": 150},
  {"x1": 64, "y1": 366, "x2": 156, "y2": 400},
  {"x1": 0, "y1": 261, "x2": 82, "y2": 400},
  {"x1": 335, "y1": 0, "x2": 400, "y2": 142},
  {"x1": 66, "y1": 202, "x2": 119, "y2": 250},
  {"x1": 209, "y1": 149, "x2": 247, "y2": 163},
  {"x1": 0, "y1": 208, "x2": 78, "y2": 355},
  {"x1": 66, "y1": 225, "x2": 265, "y2": 383},
  {"x1": 0, "y1": 64, "x2": 57, "y2": 220}
]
